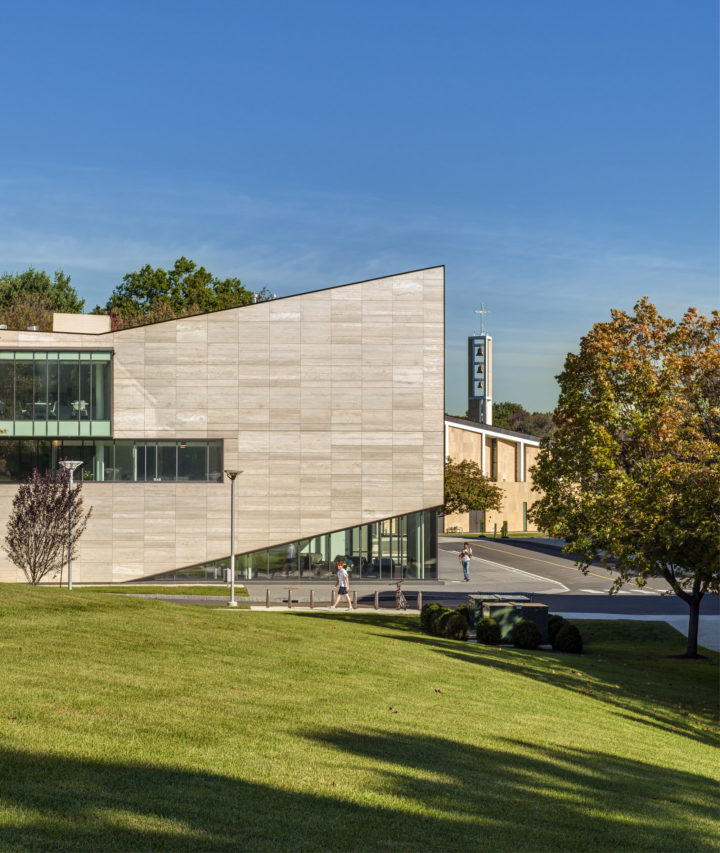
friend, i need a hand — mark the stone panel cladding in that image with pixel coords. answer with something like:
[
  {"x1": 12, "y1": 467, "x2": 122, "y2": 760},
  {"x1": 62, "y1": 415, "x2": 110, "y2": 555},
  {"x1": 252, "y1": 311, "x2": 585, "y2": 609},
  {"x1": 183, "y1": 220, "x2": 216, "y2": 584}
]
[
  {"x1": 0, "y1": 267, "x2": 445, "y2": 582},
  {"x1": 443, "y1": 418, "x2": 541, "y2": 533}
]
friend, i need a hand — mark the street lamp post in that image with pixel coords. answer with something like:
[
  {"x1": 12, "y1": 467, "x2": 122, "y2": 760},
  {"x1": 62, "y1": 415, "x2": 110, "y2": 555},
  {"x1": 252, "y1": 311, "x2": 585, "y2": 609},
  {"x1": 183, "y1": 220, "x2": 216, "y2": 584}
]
[
  {"x1": 59, "y1": 460, "x2": 83, "y2": 590},
  {"x1": 224, "y1": 469, "x2": 243, "y2": 607}
]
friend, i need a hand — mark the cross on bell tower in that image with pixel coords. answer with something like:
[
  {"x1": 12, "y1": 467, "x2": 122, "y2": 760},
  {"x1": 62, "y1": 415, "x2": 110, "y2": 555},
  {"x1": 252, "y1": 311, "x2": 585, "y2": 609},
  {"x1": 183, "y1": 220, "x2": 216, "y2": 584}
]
[{"x1": 474, "y1": 303, "x2": 491, "y2": 335}]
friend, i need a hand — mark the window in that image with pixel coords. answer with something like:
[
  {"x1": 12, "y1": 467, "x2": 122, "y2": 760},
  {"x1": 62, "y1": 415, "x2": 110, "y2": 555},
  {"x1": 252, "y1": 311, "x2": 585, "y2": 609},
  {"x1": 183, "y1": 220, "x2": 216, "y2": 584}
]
[
  {"x1": 0, "y1": 439, "x2": 223, "y2": 483},
  {"x1": 0, "y1": 350, "x2": 113, "y2": 437}
]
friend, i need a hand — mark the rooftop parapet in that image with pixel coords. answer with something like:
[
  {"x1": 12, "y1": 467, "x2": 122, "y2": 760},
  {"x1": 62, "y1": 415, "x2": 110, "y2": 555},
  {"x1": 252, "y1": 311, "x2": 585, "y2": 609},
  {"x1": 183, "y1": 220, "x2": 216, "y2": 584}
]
[{"x1": 52, "y1": 313, "x2": 111, "y2": 334}]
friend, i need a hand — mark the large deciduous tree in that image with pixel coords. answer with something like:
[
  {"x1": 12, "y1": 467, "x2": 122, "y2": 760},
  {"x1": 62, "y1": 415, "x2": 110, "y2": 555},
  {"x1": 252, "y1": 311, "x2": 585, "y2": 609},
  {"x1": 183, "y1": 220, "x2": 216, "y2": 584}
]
[
  {"x1": 443, "y1": 458, "x2": 503, "y2": 516},
  {"x1": 493, "y1": 401, "x2": 556, "y2": 438},
  {"x1": 0, "y1": 268, "x2": 84, "y2": 330},
  {"x1": 530, "y1": 298, "x2": 720, "y2": 657},
  {"x1": 492, "y1": 401, "x2": 525, "y2": 429},
  {"x1": 4, "y1": 468, "x2": 92, "y2": 585},
  {"x1": 98, "y1": 257, "x2": 269, "y2": 328}
]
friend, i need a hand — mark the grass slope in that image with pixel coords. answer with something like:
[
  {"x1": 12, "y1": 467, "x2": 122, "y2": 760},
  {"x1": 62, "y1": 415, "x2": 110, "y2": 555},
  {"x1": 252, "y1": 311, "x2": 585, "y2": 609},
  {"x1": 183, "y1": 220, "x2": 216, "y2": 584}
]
[{"x1": 0, "y1": 585, "x2": 718, "y2": 852}]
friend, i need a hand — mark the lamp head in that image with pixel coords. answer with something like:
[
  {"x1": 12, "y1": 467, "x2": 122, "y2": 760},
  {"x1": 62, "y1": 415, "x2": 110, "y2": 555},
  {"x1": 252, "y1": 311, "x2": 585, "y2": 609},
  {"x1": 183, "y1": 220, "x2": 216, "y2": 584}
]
[
  {"x1": 224, "y1": 469, "x2": 243, "y2": 481},
  {"x1": 59, "y1": 460, "x2": 83, "y2": 472}
]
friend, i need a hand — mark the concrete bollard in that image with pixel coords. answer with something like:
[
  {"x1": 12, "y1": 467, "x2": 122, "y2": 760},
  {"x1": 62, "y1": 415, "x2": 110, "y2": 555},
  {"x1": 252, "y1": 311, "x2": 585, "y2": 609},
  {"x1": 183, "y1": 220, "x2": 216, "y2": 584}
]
[
  {"x1": 310, "y1": 589, "x2": 314, "y2": 609},
  {"x1": 266, "y1": 588, "x2": 270, "y2": 608},
  {"x1": 374, "y1": 590, "x2": 379, "y2": 610},
  {"x1": 417, "y1": 591, "x2": 422, "y2": 612}
]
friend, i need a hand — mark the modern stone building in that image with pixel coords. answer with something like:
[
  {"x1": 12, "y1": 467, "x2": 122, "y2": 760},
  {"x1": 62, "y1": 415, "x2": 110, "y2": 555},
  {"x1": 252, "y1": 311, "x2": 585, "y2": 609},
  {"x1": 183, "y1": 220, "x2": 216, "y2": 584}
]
[
  {"x1": 442, "y1": 416, "x2": 542, "y2": 534},
  {"x1": 0, "y1": 267, "x2": 445, "y2": 583}
]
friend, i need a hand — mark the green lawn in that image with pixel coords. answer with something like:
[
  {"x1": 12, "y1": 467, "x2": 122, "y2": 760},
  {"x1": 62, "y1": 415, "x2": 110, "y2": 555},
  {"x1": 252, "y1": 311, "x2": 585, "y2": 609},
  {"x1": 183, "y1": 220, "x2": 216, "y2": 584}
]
[
  {"x1": 0, "y1": 585, "x2": 718, "y2": 852},
  {"x1": 82, "y1": 585, "x2": 249, "y2": 597}
]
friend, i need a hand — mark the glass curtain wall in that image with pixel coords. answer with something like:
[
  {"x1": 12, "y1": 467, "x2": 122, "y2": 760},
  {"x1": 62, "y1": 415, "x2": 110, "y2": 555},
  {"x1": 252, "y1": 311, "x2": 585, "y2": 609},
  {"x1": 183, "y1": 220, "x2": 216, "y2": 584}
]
[
  {"x1": 0, "y1": 350, "x2": 112, "y2": 437},
  {"x1": 154, "y1": 508, "x2": 439, "y2": 583},
  {"x1": 0, "y1": 439, "x2": 223, "y2": 483}
]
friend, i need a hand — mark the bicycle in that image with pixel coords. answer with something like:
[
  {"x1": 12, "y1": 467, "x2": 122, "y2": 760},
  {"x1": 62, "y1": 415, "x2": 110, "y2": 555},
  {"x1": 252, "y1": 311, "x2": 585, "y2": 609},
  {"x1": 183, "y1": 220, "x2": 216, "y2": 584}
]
[{"x1": 394, "y1": 580, "x2": 408, "y2": 611}]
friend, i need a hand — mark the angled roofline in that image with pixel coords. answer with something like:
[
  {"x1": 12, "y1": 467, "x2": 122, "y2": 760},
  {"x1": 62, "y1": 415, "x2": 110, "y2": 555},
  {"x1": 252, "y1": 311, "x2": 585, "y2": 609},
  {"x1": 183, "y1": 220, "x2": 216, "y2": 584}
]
[
  {"x1": 444, "y1": 414, "x2": 542, "y2": 443},
  {"x1": 85, "y1": 264, "x2": 445, "y2": 336}
]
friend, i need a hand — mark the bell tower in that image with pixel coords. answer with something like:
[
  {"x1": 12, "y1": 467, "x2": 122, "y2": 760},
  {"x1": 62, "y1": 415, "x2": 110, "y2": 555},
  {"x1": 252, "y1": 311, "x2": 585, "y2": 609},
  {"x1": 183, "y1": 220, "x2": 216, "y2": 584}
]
[{"x1": 467, "y1": 305, "x2": 492, "y2": 424}]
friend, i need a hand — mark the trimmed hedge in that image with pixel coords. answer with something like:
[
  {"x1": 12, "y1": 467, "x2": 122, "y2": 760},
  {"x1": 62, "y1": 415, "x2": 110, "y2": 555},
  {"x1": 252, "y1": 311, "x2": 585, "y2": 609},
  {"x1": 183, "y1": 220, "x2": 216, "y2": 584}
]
[
  {"x1": 443, "y1": 611, "x2": 469, "y2": 641},
  {"x1": 421, "y1": 603, "x2": 470, "y2": 641},
  {"x1": 476, "y1": 616, "x2": 501, "y2": 645},
  {"x1": 420, "y1": 602, "x2": 441, "y2": 633},
  {"x1": 553, "y1": 622, "x2": 583, "y2": 654},
  {"x1": 548, "y1": 614, "x2": 567, "y2": 644},
  {"x1": 455, "y1": 604, "x2": 472, "y2": 626},
  {"x1": 434, "y1": 608, "x2": 455, "y2": 636},
  {"x1": 512, "y1": 618, "x2": 542, "y2": 650}
]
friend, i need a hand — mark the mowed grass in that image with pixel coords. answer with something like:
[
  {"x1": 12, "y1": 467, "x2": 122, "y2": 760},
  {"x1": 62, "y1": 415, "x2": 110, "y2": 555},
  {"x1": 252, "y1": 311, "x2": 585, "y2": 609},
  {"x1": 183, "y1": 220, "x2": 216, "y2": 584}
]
[{"x1": 0, "y1": 585, "x2": 718, "y2": 852}]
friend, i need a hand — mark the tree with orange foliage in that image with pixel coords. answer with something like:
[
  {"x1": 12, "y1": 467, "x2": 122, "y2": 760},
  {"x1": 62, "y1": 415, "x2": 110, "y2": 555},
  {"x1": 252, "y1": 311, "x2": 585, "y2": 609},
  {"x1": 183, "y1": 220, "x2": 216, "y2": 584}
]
[{"x1": 530, "y1": 298, "x2": 719, "y2": 657}]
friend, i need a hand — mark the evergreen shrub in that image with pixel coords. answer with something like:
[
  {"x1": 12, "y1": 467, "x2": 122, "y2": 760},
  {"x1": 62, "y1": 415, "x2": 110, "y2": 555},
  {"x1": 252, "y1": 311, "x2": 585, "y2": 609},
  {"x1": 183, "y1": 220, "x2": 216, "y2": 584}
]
[
  {"x1": 433, "y1": 608, "x2": 454, "y2": 637},
  {"x1": 455, "y1": 604, "x2": 472, "y2": 626},
  {"x1": 443, "y1": 611, "x2": 469, "y2": 641},
  {"x1": 553, "y1": 622, "x2": 583, "y2": 654},
  {"x1": 476, "y1": 616, "x2": 501, "y2": 645},
  {"x1": 548, "y1": 614, "x2": 566, "y2": 644},
  {"x1": 421, "y1": 602, "x2": 441, "y2": 633},
  {"x1": 512, "y1": 618, "x2": 542, "y2": 649}
]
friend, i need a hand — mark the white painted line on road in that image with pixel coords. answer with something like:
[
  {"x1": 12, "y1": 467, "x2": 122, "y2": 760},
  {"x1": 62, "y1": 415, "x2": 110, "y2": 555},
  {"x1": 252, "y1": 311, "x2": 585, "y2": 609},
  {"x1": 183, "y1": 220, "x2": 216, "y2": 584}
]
[
  {"x1": 581, "y1": 589, "x2": 606, "y2": 594},
  {"x1": 473, "y1": 557, "x2": 570, "y2": 592}
]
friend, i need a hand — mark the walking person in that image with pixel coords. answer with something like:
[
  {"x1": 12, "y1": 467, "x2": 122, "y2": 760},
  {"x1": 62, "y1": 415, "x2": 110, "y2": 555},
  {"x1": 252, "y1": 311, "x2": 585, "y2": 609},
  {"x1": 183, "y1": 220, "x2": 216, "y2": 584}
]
[
  {"x1": 458, "y1": 542, "x2": 472, "y2": 582},
  {"x1": 331, "y1": 560, "x2": 354, "y2": 610}
]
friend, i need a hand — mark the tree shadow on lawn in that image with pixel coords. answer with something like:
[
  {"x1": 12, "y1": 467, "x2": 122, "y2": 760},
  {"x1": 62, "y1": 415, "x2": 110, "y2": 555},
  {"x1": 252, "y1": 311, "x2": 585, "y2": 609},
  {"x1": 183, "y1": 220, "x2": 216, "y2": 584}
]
[
  {"x1": 302, "y1": 728, "x2": 718, "y2": 851},
  {"x1": 1, "y1": 733, "x2": 716, "y2": 852},
  {"x1": 360, "y1": 620, "x2": 719, "y2": 749}
]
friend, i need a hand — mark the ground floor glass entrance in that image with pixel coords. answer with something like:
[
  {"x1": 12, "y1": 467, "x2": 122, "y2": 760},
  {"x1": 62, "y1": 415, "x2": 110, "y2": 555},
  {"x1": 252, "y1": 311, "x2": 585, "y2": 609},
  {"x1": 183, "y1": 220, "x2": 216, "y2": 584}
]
[{"x1": 151, "y1": 508, "x2": 438, "y2": 583}]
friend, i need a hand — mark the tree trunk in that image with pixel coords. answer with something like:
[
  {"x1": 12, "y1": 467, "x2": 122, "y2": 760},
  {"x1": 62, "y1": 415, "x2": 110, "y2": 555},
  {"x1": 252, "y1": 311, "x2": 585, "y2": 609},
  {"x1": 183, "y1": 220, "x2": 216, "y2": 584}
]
[
  {"x1": 685, "y1": 596, "x2": 701, "y2": 658},
  {"x1": 663, "y1": 567, "x2": 704, "y2": 658}
]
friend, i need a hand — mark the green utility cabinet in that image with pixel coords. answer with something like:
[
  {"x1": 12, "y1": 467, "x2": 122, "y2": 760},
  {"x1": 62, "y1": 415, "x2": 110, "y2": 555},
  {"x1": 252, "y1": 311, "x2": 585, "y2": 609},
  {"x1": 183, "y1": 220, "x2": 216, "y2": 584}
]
[
  {"x1": 468, "y1": 594, "x2": 528, "y2": 630},
  {"x1": 469, "y1": 595, "x2": 549, "y2": 644}
]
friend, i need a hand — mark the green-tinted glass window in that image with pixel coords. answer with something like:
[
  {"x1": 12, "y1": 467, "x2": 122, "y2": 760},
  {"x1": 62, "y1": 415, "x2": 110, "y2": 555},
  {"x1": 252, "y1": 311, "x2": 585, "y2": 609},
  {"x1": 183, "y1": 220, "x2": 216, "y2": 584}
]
[{"x1": 179, "y1": 442, "x2": 207, "y2": 481}]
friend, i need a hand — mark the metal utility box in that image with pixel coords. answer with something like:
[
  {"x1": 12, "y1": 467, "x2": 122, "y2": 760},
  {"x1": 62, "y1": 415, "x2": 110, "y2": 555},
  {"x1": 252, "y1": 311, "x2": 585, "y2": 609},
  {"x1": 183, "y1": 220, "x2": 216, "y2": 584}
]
[
  {"x1": 468, "y1": 594, "x2": 529, "y2": 631},
  {"x1": 483, "y1": 601, "x2": 549, "y2": 644}
]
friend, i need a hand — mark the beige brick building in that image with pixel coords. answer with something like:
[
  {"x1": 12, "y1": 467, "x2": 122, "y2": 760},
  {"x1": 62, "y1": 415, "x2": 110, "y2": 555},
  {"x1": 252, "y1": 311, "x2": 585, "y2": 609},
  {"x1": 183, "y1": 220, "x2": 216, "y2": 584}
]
[
  {"x1": 0, "y1": 267, "x2": 445, "y2": 583},
  {"x1": 442, "y1": 415, "x2": 542, "y2": 534}
]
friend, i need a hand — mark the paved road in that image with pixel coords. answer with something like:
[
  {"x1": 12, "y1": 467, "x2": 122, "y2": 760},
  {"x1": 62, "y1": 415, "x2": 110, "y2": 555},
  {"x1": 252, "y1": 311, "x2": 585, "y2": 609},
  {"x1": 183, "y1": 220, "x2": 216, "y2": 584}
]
[
  {"x1": 430, "y1": 536, "x2": 719, "y2": 651},
  {"x1": 435, "y1": 536, "x2": 719, "y2": 611}
]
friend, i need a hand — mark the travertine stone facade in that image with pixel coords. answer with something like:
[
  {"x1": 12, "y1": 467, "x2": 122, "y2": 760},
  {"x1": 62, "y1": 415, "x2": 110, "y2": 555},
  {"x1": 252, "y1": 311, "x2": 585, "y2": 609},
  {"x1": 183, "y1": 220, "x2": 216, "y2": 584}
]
[
  {"x1": 443, "y1": 417, "x2": 540, "y2": 533},
  {"x1": 0, "y1": 268, "x2": 445, "y2": 582}
]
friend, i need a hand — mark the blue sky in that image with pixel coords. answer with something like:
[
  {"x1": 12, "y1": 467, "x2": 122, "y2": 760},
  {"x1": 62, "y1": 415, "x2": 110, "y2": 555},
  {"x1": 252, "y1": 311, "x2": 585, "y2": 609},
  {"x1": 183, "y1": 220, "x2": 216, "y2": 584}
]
[{"x1": 0, "y1": 0, "x2": 717, "y2": 412}]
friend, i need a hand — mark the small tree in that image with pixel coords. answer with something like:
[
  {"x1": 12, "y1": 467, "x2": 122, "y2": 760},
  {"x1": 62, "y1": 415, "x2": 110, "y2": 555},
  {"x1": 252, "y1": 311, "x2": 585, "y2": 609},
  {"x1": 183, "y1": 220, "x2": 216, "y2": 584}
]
[
  {"x1": 443, "y1": 458, "x2": 503, "y2": 516},
  {"x1": 530, "y1": 298, "x2": 720, "y2": 658},
  {"x1": 4, "y1": 469, "x2": 92, "y2": 585}
]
